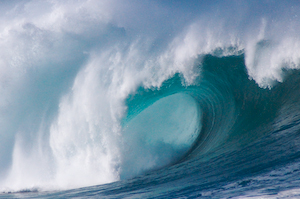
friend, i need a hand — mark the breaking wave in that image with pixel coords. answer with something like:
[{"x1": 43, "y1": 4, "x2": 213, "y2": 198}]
[{"x1": 1, "y1": 1, "x2": 300, "y2": 198}]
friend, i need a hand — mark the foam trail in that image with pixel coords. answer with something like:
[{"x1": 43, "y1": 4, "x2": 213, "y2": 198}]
[{"x1": 1, "y1": 0, "x2": 300, "y2": 192}]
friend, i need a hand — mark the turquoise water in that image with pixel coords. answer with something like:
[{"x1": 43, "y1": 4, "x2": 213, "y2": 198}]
[{"x1": 1, "y1": 1, "x2": 300, "y2": 198}]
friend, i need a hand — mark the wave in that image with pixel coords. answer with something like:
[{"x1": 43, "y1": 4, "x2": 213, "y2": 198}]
[{"x1": 1, "y1": 1, "x2": 300, "y2": 198}]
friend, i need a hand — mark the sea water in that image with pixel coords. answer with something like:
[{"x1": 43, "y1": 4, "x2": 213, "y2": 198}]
[{"x1": 1, "y1": 1, "x2": 300, "y2": 198}]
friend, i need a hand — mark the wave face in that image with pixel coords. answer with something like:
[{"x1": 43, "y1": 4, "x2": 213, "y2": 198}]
[{"x1": 2, "y1": 0, "x2": 300, "y2": 198}]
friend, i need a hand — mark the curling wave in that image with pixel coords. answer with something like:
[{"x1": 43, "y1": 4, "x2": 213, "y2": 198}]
[{"x1": 2, "y1": 1, "x2": 300, "y2": 198}]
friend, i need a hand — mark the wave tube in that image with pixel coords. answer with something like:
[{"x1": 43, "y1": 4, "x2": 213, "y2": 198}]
[{"x1": 121, "y1": 93, "x2": 201, "y2": 179}]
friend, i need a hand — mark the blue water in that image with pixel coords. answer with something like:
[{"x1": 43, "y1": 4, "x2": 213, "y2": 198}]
[{"x1": 1, "y1": 1, "x2": 300, "y2": 198}]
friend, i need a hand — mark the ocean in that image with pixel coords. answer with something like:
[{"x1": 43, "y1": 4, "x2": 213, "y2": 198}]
[{"x1": 1, "y1": 1, "x2": 300, "y2": 198}]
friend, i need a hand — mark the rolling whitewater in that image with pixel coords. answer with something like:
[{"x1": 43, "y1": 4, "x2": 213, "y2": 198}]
[{"x1": 1, "y1": 1, "x2": 300, "y2": 198}]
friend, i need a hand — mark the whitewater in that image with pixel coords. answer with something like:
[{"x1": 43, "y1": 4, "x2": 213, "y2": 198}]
[{"x1": 1, "y1": 0, "x2": 300, "y2": 198}]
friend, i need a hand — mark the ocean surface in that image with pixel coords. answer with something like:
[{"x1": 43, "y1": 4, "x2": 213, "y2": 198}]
[{"x1": 1, "y1": 1, "x2": 300, "y2": 198}]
